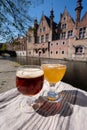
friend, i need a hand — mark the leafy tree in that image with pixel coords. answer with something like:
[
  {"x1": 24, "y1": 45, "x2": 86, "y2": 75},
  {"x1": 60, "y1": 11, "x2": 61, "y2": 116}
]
[
  {"x1": 0, "y1": 0, "x2": 44, "y2": 43},
  {"x1": 0, "y1": 44, "x2": 7, "y2": 51}
]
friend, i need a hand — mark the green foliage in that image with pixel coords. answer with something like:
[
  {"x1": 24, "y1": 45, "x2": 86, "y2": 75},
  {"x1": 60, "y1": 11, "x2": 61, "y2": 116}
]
[
  {"x1": 0, "y1": 44, "x2": 7, "y2": 51},
  {"x1": 0, "y1": 0, "x2": 44, "y2": 43}
]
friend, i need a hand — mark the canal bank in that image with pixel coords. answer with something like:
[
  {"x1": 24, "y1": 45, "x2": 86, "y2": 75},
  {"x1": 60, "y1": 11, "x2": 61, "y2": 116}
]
[
  {"x1": 0, "y1": 57, "x2": 87, "y2": 92},
  {"x1": 11, "y1": 56, "x2": 87, "y2": 91},
  {"x1": 0, "y1": 59, "x2": 20, "y2": 93}
]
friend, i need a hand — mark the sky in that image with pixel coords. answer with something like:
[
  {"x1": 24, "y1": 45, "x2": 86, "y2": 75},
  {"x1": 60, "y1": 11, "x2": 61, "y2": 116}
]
[{"x1": 29, "y1": 0, "x2": 87, "y2": 25}]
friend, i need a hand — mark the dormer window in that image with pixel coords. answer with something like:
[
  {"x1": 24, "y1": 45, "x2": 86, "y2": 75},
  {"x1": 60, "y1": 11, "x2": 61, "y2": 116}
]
[
  {"x1": 43, "y1": 27, "x2": 46, "y2": 32},
  {"x1": 63, "y1": 17, "x2": 66, "y2": 21},
  {"x1": 62, "y1": 24, "x2": 66, "y2": 29},
  {"x1": 40, "y1": 28, "x2": 42, "y2": 32}
]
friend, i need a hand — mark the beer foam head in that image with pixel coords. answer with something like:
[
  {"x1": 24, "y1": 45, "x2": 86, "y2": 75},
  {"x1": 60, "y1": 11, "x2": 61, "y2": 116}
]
[
  {"x1": 16, "y1": 68, "x2": 44, "y2": 78},
  {"x1": 42, "y1": 64, "x2": 66, "y2": 69}
]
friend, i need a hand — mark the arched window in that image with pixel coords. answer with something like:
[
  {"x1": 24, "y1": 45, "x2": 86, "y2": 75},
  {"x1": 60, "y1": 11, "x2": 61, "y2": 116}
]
[{"x1": 75, "y1": 46, "x2": 83, "y2": 55}]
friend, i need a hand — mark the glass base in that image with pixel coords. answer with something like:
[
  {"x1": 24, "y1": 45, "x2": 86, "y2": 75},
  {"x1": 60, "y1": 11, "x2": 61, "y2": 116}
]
[
  {"x1": 43, "y1": 91, "x2": 62, "y2": 103},
  {"x1": 19, "y1": 98, "x2": 41, "y2": 113}
]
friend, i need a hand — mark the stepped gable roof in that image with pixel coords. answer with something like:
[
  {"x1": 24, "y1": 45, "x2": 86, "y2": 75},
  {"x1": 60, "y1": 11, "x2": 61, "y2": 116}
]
[
  {"x1": 44, "y1": 16, "x2": 50, "y2": 27},
  {"x1": 61, "y1": 7, "x2": 75, "y2": 24}
]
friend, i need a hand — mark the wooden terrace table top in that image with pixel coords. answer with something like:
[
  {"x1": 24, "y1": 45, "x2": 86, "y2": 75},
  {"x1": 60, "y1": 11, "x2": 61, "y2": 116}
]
[{"x1": 0, "y1": 81, "x2": 87, "y2": 130}]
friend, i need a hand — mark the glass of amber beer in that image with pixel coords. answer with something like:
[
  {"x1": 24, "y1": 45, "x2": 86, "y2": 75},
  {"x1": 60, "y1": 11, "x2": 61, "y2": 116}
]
[
  {"x1": 16, "y1": 65, "x2": 44, "y2": 113},
  {"x1": 41, "y1": 63, "x2": 66, "y2": 102}
]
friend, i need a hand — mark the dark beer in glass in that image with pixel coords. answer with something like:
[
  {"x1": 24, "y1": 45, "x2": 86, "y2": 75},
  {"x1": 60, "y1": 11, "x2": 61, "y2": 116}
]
[
  {"x1": 16, "y1": 68, "x2": 44, "y2": 96},
  {"x1": 16, "y1": 65, "x2": 44, "y2": 113}
]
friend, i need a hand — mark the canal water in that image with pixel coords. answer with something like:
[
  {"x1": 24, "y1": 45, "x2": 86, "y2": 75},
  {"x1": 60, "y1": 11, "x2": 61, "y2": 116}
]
[{"x1": 10, "y1": 56, "x2": 87, "y2": 91}]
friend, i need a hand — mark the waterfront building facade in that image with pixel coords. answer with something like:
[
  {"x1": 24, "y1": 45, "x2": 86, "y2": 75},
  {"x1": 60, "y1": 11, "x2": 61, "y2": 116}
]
[
  {"x1": 7, "y1": 0, "x2": 87, "y2": 61},
  {"x1": 26, "y1": 0, "x2": 87, "y2": 61},
  {"x1": 7, "y1": 36, "x2": 27, "y2": 56}
]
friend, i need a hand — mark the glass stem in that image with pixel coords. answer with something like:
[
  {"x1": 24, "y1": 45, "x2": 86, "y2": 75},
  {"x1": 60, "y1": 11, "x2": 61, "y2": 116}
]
[
  {"x1": 47, "y1": 83, "x2": 58, "y2": 101},
  {"x1": 49, "y1": 83, "x2": 56, "y2": 93}
]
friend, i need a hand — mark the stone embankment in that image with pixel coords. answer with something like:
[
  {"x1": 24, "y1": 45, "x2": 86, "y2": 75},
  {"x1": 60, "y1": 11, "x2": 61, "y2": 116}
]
[{"x1": 0, "y1": 59, "x2": 20, "y2": 93}]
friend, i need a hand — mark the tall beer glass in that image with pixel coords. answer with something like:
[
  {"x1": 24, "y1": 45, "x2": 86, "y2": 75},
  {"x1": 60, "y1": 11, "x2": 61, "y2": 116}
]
[
  {"x1": 41, "y1": 63, "x2": 66, "y2": 102},
  {"x1": 16, "y1": 65, "x2": 44, "y2": 113}
]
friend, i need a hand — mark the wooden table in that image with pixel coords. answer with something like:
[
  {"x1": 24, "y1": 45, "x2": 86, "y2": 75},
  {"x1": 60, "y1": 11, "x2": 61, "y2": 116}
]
[{"x1": 0, "y1": 81, "x2": 87, "y2": 130}]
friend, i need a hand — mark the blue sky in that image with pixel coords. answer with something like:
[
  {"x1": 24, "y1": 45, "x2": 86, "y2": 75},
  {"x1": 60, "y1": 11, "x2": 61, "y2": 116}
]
[{"x1": 29, "y1": 0, "x2": 87, "y2": 24}]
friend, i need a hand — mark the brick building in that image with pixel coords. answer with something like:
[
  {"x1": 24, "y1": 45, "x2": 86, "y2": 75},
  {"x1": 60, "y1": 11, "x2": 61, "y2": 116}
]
[
  {"x1": 7, "y1": 36, "x2": 27, "y2": 56},
  {"x1": 25, "y1": 0, "x2": 87, "y2": 61},
  {"x1": 7, "y1": 0, "x2": 87, "y2": 61}
]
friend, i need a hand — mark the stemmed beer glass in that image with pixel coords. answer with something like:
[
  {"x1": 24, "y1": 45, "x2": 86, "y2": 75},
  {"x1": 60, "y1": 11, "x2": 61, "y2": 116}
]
[
  {"x1": 16, "y1": 65, "x2": 44, "y2": 113},
  {"x1": 41, "y1": 63, "x2": 66, "y2": 102}
]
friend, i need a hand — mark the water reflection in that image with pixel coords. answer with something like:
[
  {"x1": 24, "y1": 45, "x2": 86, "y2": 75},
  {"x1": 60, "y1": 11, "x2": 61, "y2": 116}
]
[{"x1": 10, "y1": 56, "x2": 87, "y2": 91}]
